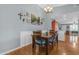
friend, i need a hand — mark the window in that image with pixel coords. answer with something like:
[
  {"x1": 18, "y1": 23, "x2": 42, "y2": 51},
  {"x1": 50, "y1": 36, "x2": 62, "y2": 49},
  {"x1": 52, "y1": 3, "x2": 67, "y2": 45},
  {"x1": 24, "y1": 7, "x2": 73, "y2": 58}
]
[{"x1": 70, "y1": 23, "x2": 78, "y2": 31}]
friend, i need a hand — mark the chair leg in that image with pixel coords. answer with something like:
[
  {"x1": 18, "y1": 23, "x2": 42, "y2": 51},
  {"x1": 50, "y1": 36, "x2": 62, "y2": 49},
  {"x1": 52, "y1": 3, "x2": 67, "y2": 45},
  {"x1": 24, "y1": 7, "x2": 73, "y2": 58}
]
[
  {"x1": 56, "y1": 35, "x2": 58, "y2": 47},
  {"x1": 38, "y1": 45, "x2": 40, "y2": 54},
  {"x1": 52, "y1": 42, "x2": 53, "y2": 48},
  {"x1": 46, "y1": 44, "x2": 48, "y2": 55}
]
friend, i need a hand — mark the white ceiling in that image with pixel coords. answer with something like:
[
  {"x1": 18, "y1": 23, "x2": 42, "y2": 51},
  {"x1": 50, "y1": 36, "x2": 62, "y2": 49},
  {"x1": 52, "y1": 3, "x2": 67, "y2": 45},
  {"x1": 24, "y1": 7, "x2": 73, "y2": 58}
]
[
  {"x1": 57, "y1": 11, "x2": 79, "y2": 24},
  {"x1": 38, "y1": 4, "x2": 66, "y2": 8}
]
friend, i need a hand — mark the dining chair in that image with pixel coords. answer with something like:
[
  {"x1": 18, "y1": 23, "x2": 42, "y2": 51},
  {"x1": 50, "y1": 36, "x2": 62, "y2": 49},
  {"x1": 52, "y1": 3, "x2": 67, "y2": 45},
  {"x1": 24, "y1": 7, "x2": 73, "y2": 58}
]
[
  {"x1": 32, "y1": 33, "x2": 47, "y2": 54},
  {"x1": 48, "y1": 31, "x2": 58, "y2": 48},
  {"x1": 52, "y1": 31, "x2": 58, "y2": 47}
]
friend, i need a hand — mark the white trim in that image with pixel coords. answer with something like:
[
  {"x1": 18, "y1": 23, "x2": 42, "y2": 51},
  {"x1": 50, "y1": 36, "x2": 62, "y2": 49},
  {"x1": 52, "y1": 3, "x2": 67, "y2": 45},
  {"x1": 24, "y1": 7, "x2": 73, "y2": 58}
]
[{"x1": 1, "y1": 42, "x2": 32, "y2": 55}]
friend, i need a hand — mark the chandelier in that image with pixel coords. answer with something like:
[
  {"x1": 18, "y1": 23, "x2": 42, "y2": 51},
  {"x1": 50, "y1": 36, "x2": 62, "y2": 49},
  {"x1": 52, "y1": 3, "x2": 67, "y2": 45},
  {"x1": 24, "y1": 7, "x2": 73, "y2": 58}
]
[{"x1": 43, "y1": 4, "x2": 53, "y2": 14}]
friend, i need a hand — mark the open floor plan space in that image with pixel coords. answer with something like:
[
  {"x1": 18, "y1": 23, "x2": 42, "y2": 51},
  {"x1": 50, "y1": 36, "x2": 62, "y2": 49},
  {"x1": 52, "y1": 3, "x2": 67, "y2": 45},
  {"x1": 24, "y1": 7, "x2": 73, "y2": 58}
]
[{"x1": 0, "y1": 4, "x2": 79, "y2": 55}]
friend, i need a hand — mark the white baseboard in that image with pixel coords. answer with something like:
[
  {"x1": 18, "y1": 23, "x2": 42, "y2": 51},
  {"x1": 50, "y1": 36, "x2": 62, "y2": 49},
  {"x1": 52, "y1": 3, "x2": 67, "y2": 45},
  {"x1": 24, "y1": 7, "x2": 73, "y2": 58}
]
[{"x1": 1, "y1": 42, "x2": 32, "y2": 55}]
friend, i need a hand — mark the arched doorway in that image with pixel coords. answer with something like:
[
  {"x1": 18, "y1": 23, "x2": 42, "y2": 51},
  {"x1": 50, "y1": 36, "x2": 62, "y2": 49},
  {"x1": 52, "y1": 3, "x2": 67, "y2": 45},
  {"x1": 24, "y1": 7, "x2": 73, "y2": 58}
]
[{"x1": 51, "y1": 20, "x2": 58, "y2": 31}]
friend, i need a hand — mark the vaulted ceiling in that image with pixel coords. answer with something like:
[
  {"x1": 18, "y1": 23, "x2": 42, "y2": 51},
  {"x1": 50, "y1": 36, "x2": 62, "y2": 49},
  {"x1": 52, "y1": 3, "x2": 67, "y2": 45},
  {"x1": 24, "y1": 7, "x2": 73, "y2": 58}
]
[{"x1": 38, "y1": 4, "x2": 79, "y2": 24}]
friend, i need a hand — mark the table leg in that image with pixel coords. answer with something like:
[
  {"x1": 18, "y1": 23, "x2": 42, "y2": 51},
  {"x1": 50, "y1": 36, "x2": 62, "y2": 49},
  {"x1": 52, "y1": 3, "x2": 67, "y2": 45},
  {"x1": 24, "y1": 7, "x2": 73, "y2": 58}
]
[
  {"x1": 32, "y1": 35, "x2": 36, "y2": 54},
  {"x1": 46, "y1": 39, "x2": 48, "y2": 55}
]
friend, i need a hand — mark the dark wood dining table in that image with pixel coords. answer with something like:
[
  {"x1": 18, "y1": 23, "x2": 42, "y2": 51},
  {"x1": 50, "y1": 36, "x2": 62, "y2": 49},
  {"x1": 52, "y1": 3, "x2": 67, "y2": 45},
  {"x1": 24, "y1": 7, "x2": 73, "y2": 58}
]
[{"x1": 32, "y1": 33, "x2": 52, "y2": 55}]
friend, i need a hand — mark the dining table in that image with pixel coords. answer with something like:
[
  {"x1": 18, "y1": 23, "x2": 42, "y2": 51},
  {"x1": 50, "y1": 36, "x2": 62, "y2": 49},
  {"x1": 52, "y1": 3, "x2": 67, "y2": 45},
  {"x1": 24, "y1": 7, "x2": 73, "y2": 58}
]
[{"x1": 32, "y1": 31, "x2": 58, "y2": 55}]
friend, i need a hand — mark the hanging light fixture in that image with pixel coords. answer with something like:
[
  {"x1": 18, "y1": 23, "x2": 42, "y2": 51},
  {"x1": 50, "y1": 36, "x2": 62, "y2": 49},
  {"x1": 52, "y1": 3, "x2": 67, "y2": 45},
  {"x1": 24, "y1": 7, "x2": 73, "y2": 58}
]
[{"x1": 43, "y1": 4, "x2": 53, "y2": 14}]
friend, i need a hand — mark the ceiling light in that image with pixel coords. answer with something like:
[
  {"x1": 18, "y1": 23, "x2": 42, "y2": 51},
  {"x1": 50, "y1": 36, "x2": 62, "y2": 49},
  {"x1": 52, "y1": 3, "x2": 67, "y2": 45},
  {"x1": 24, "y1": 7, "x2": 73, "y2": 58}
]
[{"x1": 43, "y1": 4, "x2": 53, "y2": 14}]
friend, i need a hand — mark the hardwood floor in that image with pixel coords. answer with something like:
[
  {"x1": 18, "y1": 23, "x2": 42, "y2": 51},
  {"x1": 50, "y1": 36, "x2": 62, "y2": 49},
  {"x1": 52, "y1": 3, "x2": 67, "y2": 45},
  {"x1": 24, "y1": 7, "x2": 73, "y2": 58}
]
[{"x1": 6, "y1": 34, "x2": 79, "y2": 55}]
